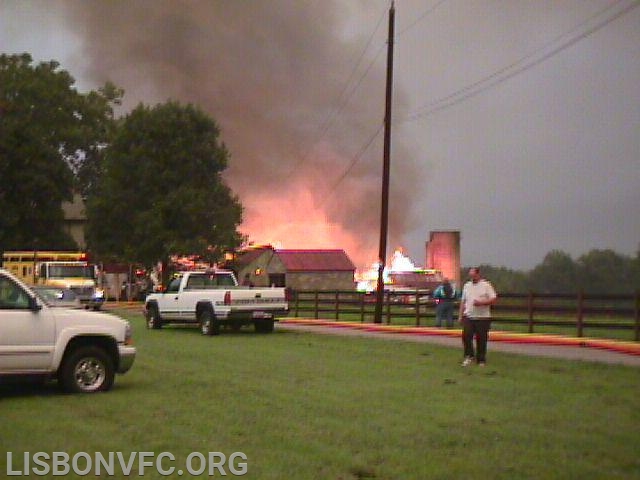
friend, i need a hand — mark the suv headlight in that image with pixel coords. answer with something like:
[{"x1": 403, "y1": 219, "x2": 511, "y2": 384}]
[{"x1": 124, "y1": 321, "x2": 133, "y2": 345}]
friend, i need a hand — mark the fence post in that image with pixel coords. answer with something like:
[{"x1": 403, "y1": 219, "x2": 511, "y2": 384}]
[
  {"x1": 335, "y1": 291, "x2": 340, "y2": 320},
  {"x1": 386, "y1": 291, "x2": 391, "y2": 325},
  {"x1": 527, "y1": 292, "x2": 534, "y2": 334},
  {"x1": 360, "y1": 292, "x2": 365, "y2": 323},
  {"x1": 576, "y1": 290, "x2": 584, "y2": 338},
  {"x1": 634, "y1": 290, "x2": 639, "y2": 342},
  {"x1": 294, "y1": 290, "x2": 299, "y2": 317},
  {"x1": 314, "y1": 291, "x2": 319, "y2": 319},
  {"x1": 415, "y1": 289, "x2": 420, "y2": 326}
]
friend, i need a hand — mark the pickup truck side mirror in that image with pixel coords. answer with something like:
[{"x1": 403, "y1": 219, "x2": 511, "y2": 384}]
[{"x1": 29, "y1": 296, "x2": 43, "y2": 312}]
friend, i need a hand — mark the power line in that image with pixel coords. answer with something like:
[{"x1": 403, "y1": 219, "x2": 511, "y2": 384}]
[
  {"x1": 285, "y1": 5, "x2": 388, "y2": 180},
  {"x1": 317, "y1": 9, "x2": 387, "y2": 136},
  {"x1": 396, "y1": 0, "x2": 448, "y2": 38},
  {"x1": 316, "y1": 0, "x2": 449, "y2": 204},
  {"x1": 319, "y1": 0, "x2": 640, "y2": 201},
  {"x1": 318, "y1": 122, "x2": 384, "y2": 208},
  {"x1": 292, "y1": 0, "x2": 448, "y2": 204},
  {"x1": 399, "y1": 0, "x2": 640, "y2": 123}
]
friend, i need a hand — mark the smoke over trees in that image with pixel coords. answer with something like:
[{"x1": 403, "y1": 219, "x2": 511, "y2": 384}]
[{"x1": 55, "y1": 1, "x2": 422, "y2": 268}]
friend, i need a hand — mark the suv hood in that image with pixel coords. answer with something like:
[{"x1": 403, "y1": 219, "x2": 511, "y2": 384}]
[{"x1": 49, "y1": 308, "x2": 130, "y2": 341}]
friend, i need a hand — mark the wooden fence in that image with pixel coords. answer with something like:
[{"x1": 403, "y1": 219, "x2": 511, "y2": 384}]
[{"x1": 289, "y1": 289, "x2": 640, "y2": 341}]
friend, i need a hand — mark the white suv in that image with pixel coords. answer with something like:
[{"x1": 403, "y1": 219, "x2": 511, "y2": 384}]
[{"x1": 0, "y1": 269, "x2": 136, "y2": 393}]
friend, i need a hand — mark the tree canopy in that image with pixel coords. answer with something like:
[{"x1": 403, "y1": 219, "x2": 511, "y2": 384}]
[
  {"x1": 0, "y1": 53, "x2": 120, "y2": 252},
  {"x1": 575, "y1": 249, "x2": 637, "y2": 294},
  {"x1": 528, "y1": 250, "x2": 578, "y2": 293},
  {"x1": 466, "y1": 248, "x2": 640, "y2": 294},
  {"x1": 85, "y1": 101, "x2": 244, "y2": 271}
]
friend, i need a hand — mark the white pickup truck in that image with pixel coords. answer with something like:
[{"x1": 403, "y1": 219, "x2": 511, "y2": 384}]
[
  {"x1": 0, "y1": 269, "x2": 136, "y2": 393},
  {"x1": 144, "y1": 270, "x2": 288, "y2": 335}
]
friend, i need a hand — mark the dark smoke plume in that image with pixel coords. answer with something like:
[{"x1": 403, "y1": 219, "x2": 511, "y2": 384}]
[{"x1": 60, "y1": 0, "x2": 422, "y2": 268}]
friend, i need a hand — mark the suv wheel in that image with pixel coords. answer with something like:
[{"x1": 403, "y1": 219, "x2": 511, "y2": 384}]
[{"x1": 60, "y1": 346, "x2": 115, "y2": 393}]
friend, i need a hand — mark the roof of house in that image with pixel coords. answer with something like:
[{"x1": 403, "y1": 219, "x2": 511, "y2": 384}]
[
  {"x1": 274, "y1": 249, "x2": 355, "y2": 272},
  {"x1": 233, "y1": 246, "x2": 274, "y2": 267}
]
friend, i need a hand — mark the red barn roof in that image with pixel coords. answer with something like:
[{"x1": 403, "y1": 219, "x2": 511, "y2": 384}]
[
  {"x1": 275, "y1": 249, "x2": 355, "y2": 272},
  {"x1": 233, "y1": 246, "x2": 273, "y2": 266}
]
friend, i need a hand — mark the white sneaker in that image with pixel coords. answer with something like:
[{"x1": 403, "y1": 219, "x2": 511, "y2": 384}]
[{"x1": 461, "y1": 357, "x2": 473, "y2": 367}]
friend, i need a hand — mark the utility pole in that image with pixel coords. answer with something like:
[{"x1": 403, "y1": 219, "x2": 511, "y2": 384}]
[{"x1": 374, "y1": 1, "x2": 395, "y2": 324}]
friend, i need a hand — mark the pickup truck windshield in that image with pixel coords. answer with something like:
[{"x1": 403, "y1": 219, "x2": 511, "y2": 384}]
[{"x1": 184, "y1": 273, "x2": 236, "y2": 290}]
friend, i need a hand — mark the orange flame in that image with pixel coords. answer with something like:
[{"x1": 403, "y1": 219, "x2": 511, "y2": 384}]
[{"x1": 239, "y1": 183, "x2": 377, "y2": 269}]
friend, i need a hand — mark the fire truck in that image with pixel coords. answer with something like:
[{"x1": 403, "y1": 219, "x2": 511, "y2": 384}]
[{"x1": 1, "y1": 251, "x2": 105, "y2": 310}]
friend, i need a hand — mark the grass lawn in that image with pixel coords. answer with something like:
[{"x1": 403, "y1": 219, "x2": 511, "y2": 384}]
[{"x1": 1, "y1": 309, "x2": 639, "y2": 479}]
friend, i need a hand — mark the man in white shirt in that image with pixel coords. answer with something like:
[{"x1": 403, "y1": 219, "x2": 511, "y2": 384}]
[{"x1": 458, "y1": 267, "x2": 497, "y2": 366}]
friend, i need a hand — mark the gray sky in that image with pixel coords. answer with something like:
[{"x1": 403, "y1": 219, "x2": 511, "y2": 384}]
[{"x1": 2, "y1": 0, "x2": 639, "y2": 271}]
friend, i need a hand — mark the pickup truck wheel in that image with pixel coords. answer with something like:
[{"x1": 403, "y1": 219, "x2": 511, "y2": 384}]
[
  {"x1": 254, "y1": 320, "x2": 275, "y2": 333},
  {"x1": 60, "y1": 346, "x2": 115, "y2": 393},
  {"x1": 200, "y1": 310, "x2": 220, "y2": 336},
  {"x1": 146, "y1": 305, "x2": 162, "y2": 329}
]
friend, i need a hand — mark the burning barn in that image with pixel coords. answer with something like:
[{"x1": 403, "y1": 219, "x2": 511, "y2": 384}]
[
  {"x1": 356, "y1": 249, "x2": 443, "y2": 294},
  {"x1": 225, "y1": 246, "x2": 356, "y2": 291},
  {"x1": 387, "y1": 269, "x2": 442, "y2": 291}
]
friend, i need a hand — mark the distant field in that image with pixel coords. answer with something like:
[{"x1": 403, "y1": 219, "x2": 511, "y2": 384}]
[{"x1": 1, "y1": 309, "x2": 639, "y2": 479}]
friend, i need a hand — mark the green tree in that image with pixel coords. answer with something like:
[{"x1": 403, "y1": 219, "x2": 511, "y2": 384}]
[
  {"x1": 0, "y1": 53, "x2": 119, "y2": 252},
  {"x1": 576, "y1": 249, "x2": 636, "y2": 294},
  {"x1": 85, "y1": 101, "x2": 244, "y2": 281},
  {"x1": 468, "y1": 265, "x2": 529, "y2": 293},
  {"x1": 528, "y1": 250, "x2": 578, "y2": 293},
  {"x1": 634, "y1": 245, "x2": 640, "y2": 291}
]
